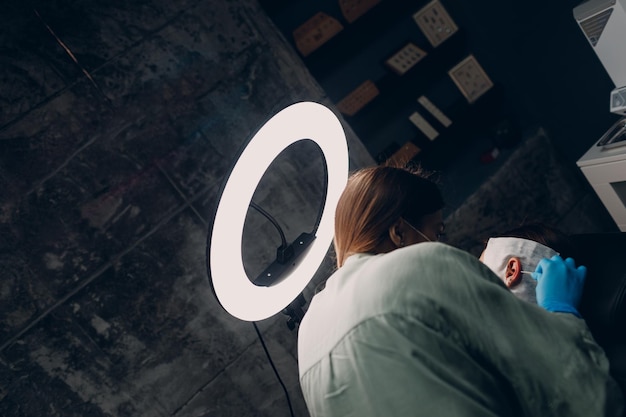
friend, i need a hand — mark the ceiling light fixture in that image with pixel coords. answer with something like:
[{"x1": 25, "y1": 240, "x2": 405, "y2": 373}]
[{"x1": 207, "y1": 101, "x2": 349, "y2": 321}]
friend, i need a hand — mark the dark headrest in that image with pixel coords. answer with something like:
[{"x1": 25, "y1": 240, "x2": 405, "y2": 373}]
[
  {"x1": 571, "y1": 232, "x2": 626, "y2": 403},
  {"x1": 604, "y1": 343, "x2": 626, "y2": 406},
  {"x1": 572, "y1": 233, "x2": 626, "y2": 346}
]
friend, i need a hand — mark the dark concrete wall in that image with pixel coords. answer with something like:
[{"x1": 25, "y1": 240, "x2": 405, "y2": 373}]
[
  {"x1": 442, "y1": 0, "x2": 620, "y2": 163},
  {"x1": 0, "y1": 1, "x2": 373, "y2": 416},
  {"x1": 263, "y1": 0, "x2": 621, "y2": 163}
]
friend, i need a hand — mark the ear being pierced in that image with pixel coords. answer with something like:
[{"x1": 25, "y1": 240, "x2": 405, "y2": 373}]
[{"x1": 504, "y1": 257, "x2": 522, "y2": 288}]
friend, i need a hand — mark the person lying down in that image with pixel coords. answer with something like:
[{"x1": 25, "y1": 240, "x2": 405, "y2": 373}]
[
  {"x1": 479, "y1": 223, "x2": 581, "y2": 305},
  {"x1": 480, "y1": 236, "x2": 558, "y2": 304},
  {"x1": 480, "y1": 224, "x2": 626, "y2": 401}
]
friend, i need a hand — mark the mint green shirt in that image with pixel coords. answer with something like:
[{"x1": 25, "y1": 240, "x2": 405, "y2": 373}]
[{"x1": 298, "y1": 243, "x2": 624, "y2": 416}]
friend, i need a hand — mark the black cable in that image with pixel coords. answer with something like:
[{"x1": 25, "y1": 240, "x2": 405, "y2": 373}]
[
  {"x1": 252, "y1": 322, "x2": 296, "y2": 417},
  {"x1": 250, "y1": 141, "x2": 327, "y2": 239},
  {"x1": 250, "y1": 201, "x2": 288, "y2": 247}
]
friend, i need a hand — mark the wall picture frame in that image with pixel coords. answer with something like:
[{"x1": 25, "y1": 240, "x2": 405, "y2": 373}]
[
  {"x1": 448, "y1": 54, "x2": 493, "y2": 103},
  {"x1": 339, "y1": 0, "x2": 381, "y2": 23},
  {"x1": 293, "y1": 12, "x2": 344, "y2": 56},
  {"x1": 384, "y1": 42, "x2": 428, "y2": 75},
  {"x1": 336, "y1": 80, "x2": 380, "y2": 116},
  {"x1": 413, "y1": 0, "x2": 458, "y2": 48}
]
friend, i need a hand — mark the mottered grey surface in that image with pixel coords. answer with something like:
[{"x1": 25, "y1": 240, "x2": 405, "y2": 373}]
[{"x1": 0, "y1": 1, "x2": 373, "y2": 416}]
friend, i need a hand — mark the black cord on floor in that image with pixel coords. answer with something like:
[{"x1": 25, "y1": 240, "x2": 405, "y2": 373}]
[{"x1": 252, "y1": 322, "x2": 296, "y2": 417}]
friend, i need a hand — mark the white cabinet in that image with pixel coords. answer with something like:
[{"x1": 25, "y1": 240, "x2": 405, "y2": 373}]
[{"x1": 577, "y1": 118, "x2": 626, "y2": 231}]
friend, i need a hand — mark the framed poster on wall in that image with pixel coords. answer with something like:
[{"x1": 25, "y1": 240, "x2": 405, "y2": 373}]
[
  {"x1": 293, "y1": 12, "x2": 344, "y2": 56},
  {"x1": 339, "y1": 0, "x2": 381, "y2": 23},
  {"x1": 413, "y1": 0, "x2": 458, "y2": 48},
  {"x1": 448, "y1": 54, "x2": 493, "y2": 103},
  {"x1": 384, "y1": 42, "x2": 427, "y2": 75},
  {"x1": 336, "y1": 80, "x2": 380, "y2": 116}
]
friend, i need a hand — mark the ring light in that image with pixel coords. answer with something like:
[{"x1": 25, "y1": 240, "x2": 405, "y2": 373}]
[{"x1": 208, "y1": 102, "x2": 349, "y2": 321}]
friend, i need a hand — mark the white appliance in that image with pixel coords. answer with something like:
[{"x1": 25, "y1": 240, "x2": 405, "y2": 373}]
[
  {"x1": 577, "y1": 118, "x2": 626, "y2": 231},
  {"x1": 574, "y1": 0, "x2": 626, "y2": 115},
  {"x1": 574, "y1": 0, "x2": 626, "y2": 230}
]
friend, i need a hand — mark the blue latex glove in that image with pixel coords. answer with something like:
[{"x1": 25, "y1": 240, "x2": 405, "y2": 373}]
[{"x1": 531, "y1": 255, "x2": 586, "y2": 317}]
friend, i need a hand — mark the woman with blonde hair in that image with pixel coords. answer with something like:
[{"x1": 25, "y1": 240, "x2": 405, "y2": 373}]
[
  {"x1": 297, "y1": 165, "x2": 623, "y2": 417},
  {"x1": 332, "y1": 165, "x2": 446, "y2": 267}
]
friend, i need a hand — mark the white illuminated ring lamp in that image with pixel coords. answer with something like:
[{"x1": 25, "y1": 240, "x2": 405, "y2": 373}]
[{"x1": 208, "y1": 101, "x2": 349, "y2": 321}]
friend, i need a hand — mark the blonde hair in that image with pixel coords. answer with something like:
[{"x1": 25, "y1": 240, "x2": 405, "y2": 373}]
[{"x1": 333, "y1": 165, "x2": 443, "y2": 267}]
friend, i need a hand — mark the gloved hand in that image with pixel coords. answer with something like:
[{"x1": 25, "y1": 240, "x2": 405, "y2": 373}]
[{"x1": 532, "y1": 255, "x2": 586, "y2": 318}]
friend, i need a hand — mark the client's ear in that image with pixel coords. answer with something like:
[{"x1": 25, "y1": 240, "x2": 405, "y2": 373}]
[{"x1": 504, "y1": 257, "x2": 522, "y2": 288}]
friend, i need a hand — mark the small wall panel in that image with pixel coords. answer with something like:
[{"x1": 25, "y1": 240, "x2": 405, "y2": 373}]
[
  {"x1": 336, "y1": 80, "x2": 380, "y2": 116},
  {"x1": 339, "y1": 0, "x2": 381, "y2": 23},
  {"x1": 413, "y1": 0, "x2": 458, "y2": 48},
  {"x1": 409, "y1": 111, "x2": 439, "y2": 140},
  {"x1": 293, "y1": 12, "x2": 344, "y2": 56},
  {"x1": 418, "y1": 96, "x2": 452, "y2": 127},
  {"x1": 448, "y1": 54, "x2": 493, "y2": 103},
  {"x1": 385, "y1": 141, "x2": 422, "y2": 166},
  {"x1": 385, "y1": 43, "x2": 427, "y2": 75}
]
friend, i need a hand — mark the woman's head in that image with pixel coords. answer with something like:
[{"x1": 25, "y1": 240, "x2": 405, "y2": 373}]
[{"x1": 333, "y1": 165, "x2": 444, "y2": 267}]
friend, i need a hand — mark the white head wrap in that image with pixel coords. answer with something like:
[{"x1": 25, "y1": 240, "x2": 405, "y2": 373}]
[{"x1": 481, "y1": 237, "x2": 559, "y2": 304}]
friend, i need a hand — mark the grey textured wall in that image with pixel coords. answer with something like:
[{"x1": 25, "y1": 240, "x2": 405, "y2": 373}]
[{"x1": 0, "y1": 1, "x2": 373, "y2": 416}]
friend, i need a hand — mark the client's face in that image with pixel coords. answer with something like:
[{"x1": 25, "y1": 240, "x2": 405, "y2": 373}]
[{"x1": 479, "y1": 237, "x2": 559, "y2": 304}]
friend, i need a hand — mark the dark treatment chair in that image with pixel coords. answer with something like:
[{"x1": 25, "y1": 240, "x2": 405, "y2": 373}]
[{"x1": 573, "y1": 232, "x2": 626, "y2": 408}]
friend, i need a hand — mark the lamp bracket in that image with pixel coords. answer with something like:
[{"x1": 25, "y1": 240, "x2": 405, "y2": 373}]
[{"x1": 253, "y1": 232, "x2": 316, "y2": 287}]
